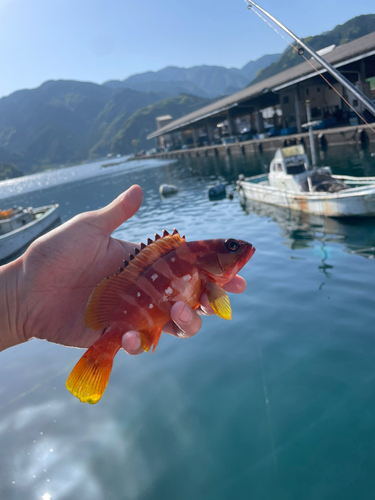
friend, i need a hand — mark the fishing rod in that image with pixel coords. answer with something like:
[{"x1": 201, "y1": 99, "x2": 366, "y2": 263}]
[{"x1": 245, "y1": 0, "x2": 375, "y2": 118}]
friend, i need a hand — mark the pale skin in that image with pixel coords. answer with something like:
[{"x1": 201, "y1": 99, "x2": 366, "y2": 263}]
[{"x1": 0, "y1": 185, "x2": 246, "y2": 354}]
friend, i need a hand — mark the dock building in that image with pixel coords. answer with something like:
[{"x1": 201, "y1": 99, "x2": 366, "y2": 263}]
[{"x1": 147, "y1": 32, "x2": 375, "y2": 152}]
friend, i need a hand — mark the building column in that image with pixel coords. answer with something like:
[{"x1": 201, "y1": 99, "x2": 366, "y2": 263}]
[
  {"x1": 294, "y1": 87, "x2": 302, "y2": 133},
  {"x1": 358, "y1": 60, "x2": 366, "y2": 114},
  {"x1": 206, "y1": 120, "x2": 214, "y2": 144},
  {"x1": 227, "y1": 110, "x2": 236, "y2": 137},
  {"x1": 191, "y1": 127, "x2": 199, "y2": 147},
  {"x1": 255, "y1": 110, "x2": 264, "y2": 133}
]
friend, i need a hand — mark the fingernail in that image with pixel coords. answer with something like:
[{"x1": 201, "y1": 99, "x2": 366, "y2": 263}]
[{"x1": 179, "y1": 304, "x2": 193, "y2": 323}]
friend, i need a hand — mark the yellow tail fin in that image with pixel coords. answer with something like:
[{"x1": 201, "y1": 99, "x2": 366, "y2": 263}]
[{"x1": 66, "y1": 334, "x2": 121, "y2": 404}]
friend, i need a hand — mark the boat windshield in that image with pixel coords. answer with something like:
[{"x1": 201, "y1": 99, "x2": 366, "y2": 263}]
[
  {"x1": 281, "y1": 145, "x2": 305, "y2": 158},
  {"x1": 286, "y1": 164, "x2": 306, "y2": 175}
]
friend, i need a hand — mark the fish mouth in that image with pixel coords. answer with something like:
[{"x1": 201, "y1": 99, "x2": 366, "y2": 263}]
[{"x1": 239, "y1": 241, "x2": 256, "y2": 268}]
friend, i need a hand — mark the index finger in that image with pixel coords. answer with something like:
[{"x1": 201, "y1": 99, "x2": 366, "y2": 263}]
[{"x1": 222, "y1": 275, "x2": 246, "y2": 294}]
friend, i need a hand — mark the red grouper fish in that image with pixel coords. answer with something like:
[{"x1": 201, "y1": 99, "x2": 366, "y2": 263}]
[{"x1": 66, "y1": 229, "x2": 255, "y2": 403}]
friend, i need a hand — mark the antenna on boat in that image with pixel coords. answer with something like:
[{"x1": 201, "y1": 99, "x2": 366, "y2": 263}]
[
  {"x1": 304, "y1": 100, "x2": 317, "y2": 167},
  {"x1": 244, "y1": 0, "x2": 375, "y2": 118}
]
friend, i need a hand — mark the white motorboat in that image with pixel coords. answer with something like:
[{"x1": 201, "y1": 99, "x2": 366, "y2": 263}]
[
  {"x1": 237, "y1": 145, "x2": 375, "y2": 217},
  {"x1": 0, "y1": 204, "x2": 60, "y2": 262}
]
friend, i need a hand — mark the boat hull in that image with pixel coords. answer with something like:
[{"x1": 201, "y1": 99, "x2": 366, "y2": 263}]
[
  {"x1": 237, "y1": 175, "x2": 375, "y2": 217},
  {"x1": 0, "y1": 204, "x2": 60, "y2": 262}
]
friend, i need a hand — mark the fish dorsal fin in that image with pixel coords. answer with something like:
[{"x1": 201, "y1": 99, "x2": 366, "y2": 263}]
[{"x1": 85, "y1": 230, "x2": 185, "y2": 331}]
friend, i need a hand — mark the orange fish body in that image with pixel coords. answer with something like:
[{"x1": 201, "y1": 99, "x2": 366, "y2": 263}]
[{"x1": 66, "y1": 230, "x2": 255, "y2": 403}]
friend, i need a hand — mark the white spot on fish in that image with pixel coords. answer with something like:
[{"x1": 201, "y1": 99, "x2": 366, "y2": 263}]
[
  {"x1": 165, "y1": 287, "x2": 172, "y2": 295},
  {"x1": 182, "y1": 274, "x2": 191, "y2": 282},
  {"x1": 171, "y1": 257, "x2": 176, "y2": 262},
  {"x1": 149, "y1": 304, "x2": 154, "y2": 309},
  {"x1": 123, "y1": 310, "x2": 127, "y2": 314},
  {"x1": 137, "y1": 292, "x2": 141, "y2": 297},
  {"x1": 151, "y1": 273, "x2": 158, "y2": 281}
]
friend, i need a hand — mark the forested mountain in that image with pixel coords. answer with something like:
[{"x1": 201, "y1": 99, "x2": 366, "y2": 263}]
[
  {"x1": 104, "y1": 54, "x2": 280, "y2": 98},
  {"x1": 0, "y1": 162, "x2": 23, "y2": 181},
  {"x1": 112, "y1": 94, "x2": 216, "y2": 155},
  {"x1": 251, "y1": 14, "x2": 375, "y2": 84},
  {"x1": 86, "y1": 88, "x2": 163, "y2": 158},
  {"x1": 0, "y1": 81, "x2": 113, "y2": 171},
  {"x1": 0, "y1": 53, "x2": 278, "y2": 174}
]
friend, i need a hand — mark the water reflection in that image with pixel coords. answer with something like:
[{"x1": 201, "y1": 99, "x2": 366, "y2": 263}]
[
  {"x1": 2, "y1": 146, "x2": 375, "y2": 500},
  {"x1": 240, "y1": 197, "x2": 375, "y2": 260}
]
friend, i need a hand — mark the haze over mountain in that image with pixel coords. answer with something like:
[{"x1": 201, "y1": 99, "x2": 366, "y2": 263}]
[
  {"x1": 104, "y1": 54, "x2": 280, "y2": 98},
  {"x1": 0, "y1": 13, "x2": 373, "y2": 178},
  {"x1": 0, "y1": 54, "x2": 279, "y2": 173}
]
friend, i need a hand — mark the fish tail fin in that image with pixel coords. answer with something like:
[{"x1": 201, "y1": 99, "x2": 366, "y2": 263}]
[{"x1": 66, "y1": 333, "x2": 121, "y2": 404}]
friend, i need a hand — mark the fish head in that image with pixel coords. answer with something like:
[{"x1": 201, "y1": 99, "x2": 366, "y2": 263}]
[{"x1": 186, "y1": 238, "x2": 255, "y2": 284}]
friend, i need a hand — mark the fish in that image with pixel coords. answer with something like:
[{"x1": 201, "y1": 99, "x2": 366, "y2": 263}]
[{"x1": 66, "y1": 229, "x2": 255, "y2": 404}]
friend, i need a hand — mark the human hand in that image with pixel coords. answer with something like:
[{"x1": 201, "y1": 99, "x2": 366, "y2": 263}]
[{"x1": 0, "y1": 185, "x2": 246, "y2": 352}]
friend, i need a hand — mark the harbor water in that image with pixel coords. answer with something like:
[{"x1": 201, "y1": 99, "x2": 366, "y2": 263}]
[{"x1": 1, "y1": 144, "x2": 375, "y2": 500}]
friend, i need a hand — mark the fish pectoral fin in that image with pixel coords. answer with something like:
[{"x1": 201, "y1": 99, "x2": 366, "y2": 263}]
[
  {"x1": 139, "y1": 326, "x2": 163, "y2": 354},
  {"x1": 206, "y1": 281, "x2": 232, "y2": 320},
  {"x1": 66, "y1": 333, "x2": 120, "y2": 404}
]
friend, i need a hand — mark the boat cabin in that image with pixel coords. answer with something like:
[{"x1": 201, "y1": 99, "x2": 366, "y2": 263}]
[
  {"x1": 269, "y1": 145, "x2": 312, "y2": 193},
  {"x1": 0, "y1": 207, "x2": 34, "y2": 236}
]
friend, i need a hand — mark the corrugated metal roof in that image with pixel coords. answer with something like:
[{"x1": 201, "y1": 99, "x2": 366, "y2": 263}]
[{"x1": 147, "y1": 32, "x2": 375, "y2": 139}]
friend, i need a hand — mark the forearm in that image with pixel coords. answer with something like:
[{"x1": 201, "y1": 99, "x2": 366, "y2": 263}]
[{"x1": 0, "y1": 257, "x2": 27, "y2": 351}]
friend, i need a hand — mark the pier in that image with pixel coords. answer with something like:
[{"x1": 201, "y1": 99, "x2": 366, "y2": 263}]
[{"x1": 137, "y1": 122, "x2": 375, "y2": 162}]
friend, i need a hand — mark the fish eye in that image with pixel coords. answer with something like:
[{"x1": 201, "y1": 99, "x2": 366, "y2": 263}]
[{"x1": 224, "y1": 239, "x2": 240, "y2": 252}]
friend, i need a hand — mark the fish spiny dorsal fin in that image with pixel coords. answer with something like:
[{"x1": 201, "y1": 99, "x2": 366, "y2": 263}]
[
  {"x1": 155, "y1": 233, "x2": 161, "y2": 240},
  {"x1": 84, "y1": 230, "x2": 186, "y2": 331},
  {"x1": 140, "y1": 242, "x2": 146, "y2": 249},
  {"x1": 172, "y1": 228, "x2": 179, "y2": 236},
  {"x1": 134, "y1": 248, "x2": 140, "y2": 255},
  {"x1": 162, "y1": 229, "x2": 169, "y2": 237}
]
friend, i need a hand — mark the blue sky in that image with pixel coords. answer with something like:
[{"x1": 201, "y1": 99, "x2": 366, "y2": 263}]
[{"x1": 0, "y1": 0, "x2": 373, "y2": 98}]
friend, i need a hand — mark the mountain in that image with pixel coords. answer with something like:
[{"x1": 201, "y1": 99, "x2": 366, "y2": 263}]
[
  {"x1": 0, "y1": 162, "x2": 24, "y2": 181},
  {"x1": 104, "y1": 79, "x2": 210, "y2": 98},
  {"x1": 103, "y1": 55, "x2": 280, "y2": 99},
  {"x1": 0, "y1": 81, "x2": 167, "y2": 172},
  {"x1": 112, "y1": 94, "x2": 216, "y2": 155},
  {"x1": 0, "y1": 80, "x2": 114, "y2": 171},
  {"x1": 0, "y1": 53, "x2": 278, "y2": 173},
  {"x1": 240, "y1": 54, "x2": 280, "y2": 80},
  {"x1": 251, "y1": 14, "x2": 375, "y2": 84},
  {"x1": 86, "y1": 88, "x2": 163, "y2": 158}
]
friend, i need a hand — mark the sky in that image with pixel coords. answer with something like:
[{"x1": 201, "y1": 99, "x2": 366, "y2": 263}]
[{"x1": 0, "y1": 0, "x2": 373, "y2": 98}]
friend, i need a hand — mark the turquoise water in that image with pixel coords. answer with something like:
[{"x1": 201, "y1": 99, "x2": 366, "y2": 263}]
[{"x1": 1, "y1": 145, "x2": 375, "y2": 500}]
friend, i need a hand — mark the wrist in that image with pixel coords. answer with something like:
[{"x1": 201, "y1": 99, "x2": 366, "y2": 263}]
[{"x1": 0, "y1": 256, "x2": 28, "y2": 351}]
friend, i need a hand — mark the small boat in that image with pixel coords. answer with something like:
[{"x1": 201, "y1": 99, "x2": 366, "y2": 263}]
[
  {"x1": 0, "y1": 204, "x2": 60, "y2": 262},
  {"x1": 237, "y1": 145, "x2": 375, "y2": 217}
]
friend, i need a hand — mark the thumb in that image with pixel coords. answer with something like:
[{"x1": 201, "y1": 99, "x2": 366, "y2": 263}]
[{"x1": 93, "y1": 185, "x2": 143, "y2": 233}]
